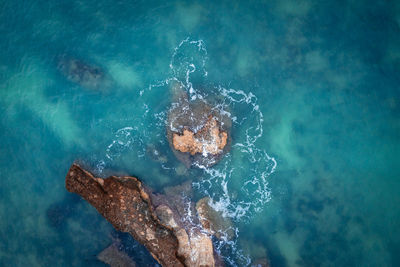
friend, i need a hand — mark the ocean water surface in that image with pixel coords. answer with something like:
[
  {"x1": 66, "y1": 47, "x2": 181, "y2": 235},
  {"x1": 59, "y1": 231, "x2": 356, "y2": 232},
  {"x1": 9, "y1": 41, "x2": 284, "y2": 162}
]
[{"x1": 0, "y1": 0, "x2": 399, "y2": 266}]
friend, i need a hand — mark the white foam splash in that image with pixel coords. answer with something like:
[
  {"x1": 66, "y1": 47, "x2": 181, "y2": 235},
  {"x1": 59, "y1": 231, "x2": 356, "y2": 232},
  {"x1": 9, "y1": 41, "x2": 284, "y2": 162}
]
[
  {"x1": 95, "y1": 38, "x2": 277, "y2": 266},
  {"x1": 166, "y1": 38, "x2": 277, "y2": 266},
  {"x1": 170, "y1": 38, "x2": 208, "y2": 101}
]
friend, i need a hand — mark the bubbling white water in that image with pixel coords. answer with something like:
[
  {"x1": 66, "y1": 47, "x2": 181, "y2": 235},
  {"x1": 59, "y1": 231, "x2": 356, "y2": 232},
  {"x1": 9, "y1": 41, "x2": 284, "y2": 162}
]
[{"x1": 97, "y1": 38, "x2": 277, "y2": 266}]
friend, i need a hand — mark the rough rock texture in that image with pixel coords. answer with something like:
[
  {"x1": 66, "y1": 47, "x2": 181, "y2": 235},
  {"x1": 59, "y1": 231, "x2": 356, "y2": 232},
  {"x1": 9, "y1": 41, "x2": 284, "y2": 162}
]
[
  {"x1": 149, "y1": 181, "x2": 219, "y2": 267},
  {"x1": 65, "y1": 163, "x2": 184, "y2": 267},
  {"x1": 196, "y1": 197, "x2": 234, "y2": 240},
  {"x1": 66, "y1": 164, "x2": 218, "y2": 267},
  {"x1": 155, "y1": 205, "x2": 215, "y2": 267},
  {"x1": 173, "y1": 116, "x2": 228, "y2": 156},
  {"x1": 167, "y1": 81, "x2": 231, "y2": 168},
  {"x1": 160, "y1": 180, "x2": 195, "y2": 225}
]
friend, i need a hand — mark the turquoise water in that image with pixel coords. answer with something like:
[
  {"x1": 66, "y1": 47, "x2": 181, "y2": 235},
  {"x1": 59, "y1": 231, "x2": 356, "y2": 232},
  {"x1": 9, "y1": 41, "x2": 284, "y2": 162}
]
[{"x1": 1, "y1": 0, "x2": 400, "y2": 266}]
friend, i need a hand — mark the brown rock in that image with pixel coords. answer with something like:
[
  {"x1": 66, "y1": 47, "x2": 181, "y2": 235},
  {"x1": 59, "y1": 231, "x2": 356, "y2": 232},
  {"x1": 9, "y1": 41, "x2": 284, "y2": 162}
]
[
  {"x1": 156, "y1": 205, "x2": 216, "y2": 267},
  {"x1": 167, "y1": 81, "x2": 231, "y2": 168},
  {"x1": 66, "y1": 164, "x2": 218, "y2": 267},
  {"x1": 181, "y1": 231, "x2": 215, "y2": 267},
  {"x1": 173, "y1": 116, "x2": 228, "y2": 156},
  {"x1": 66, "y1": 164, "x2": 184, "y2": 267},
  {"x1": 155, "y1": 204, "x2": 179, "y2": 229}
]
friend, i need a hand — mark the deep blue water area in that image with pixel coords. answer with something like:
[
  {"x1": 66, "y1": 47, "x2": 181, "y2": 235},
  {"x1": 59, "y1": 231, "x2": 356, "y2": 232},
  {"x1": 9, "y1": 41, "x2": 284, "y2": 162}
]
[{"x1": 1, "y1": 0, "x2": 399, "y2": 266}]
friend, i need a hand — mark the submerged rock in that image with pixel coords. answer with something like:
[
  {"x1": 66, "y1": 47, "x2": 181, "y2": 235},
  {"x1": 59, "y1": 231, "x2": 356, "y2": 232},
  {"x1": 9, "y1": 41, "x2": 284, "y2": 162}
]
[
  {"x1": 58, "y1": 56, "x2": 111, "y2": 90},
  {"x1": 97, "y1": 242, "x2": 137, "y2": 267},
  {"x1": 66, "y1": 163, "x2": 218, "y2": 267},
  {"x1": 167, "y1": 81, "x2": 231, "y2": 168},
  {"x1": 196, "y1": 197, "x2": 234, "y2": 240},
  {"x1": 153, "y1": 180, "x2": 195, "y2": 229},
  {"x1": 99, "y1": 231, "x2": 159, "y2": 266},
  {"x1": 175, "y1": 164, "x2": 188, "y2": 176},
  {"x1": 66, "y1": 163, "x2": 182, "y2": 266},
  {"x1": 46, "y1": 193, "x2": 81, "y2": 229},
  {"x1": 251, "y1": 258, "x2": 270, "y2": 267},
  {"x1": 146, "y1": 144, "x2": 168, "y2": 164},
  {"x1": 46, "y1": 202, "x2": 72, "y2": 229}
]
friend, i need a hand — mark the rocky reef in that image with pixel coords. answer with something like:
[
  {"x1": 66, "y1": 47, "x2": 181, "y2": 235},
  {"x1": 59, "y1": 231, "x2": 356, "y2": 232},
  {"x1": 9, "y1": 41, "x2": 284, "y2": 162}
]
[
  {"x1": 97, "y1": 241, "x2": 137, "y2": 267},
  {"x1": 97, "y1": 230, "x2": 160, "y2": 267},
  {"x1": 167, "y1": 81, "x2": 231, "y2": 168},
  {"x1": 196, "y1": 197, "x2": 234, "y2": 240},
  {"x1": 58, "y1": 56, "x2": 111, "y2": 90},
  {"x1": 65, "y1": 163, "x2": 219, "y2": 267}
]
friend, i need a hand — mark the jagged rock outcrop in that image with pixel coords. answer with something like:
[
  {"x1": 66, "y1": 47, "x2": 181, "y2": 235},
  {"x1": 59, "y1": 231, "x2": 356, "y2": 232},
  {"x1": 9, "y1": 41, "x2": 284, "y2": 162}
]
[
  {"x1": 167, "y1": 81, "x2": 231, "y2": 168},
  {"x1": 66, "y1": 163, "x2": 218, "y2": 267},
  {"x1": 155, "y1": 205, "x2": 215, "y2": 267},
  {"x1": 65, "y1": 163, "x2": 182, "y2": 266}
]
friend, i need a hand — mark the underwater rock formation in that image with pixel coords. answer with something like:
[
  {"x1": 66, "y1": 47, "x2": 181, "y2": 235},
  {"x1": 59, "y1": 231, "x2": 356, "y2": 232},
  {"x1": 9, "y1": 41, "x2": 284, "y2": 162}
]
[
  {"x1": 252, "y1": 258, "x2": 270, "y2": 267},
  {"x1": 196, "y1": 197, "x2": 234, "y2": 240},
  {"x1": 65, "y1": 163, "x2": 218, "y2": 267},
  {"x1": 146, "y1": 144, "x2": 168, "y2": 164},
  {"x1": 58, "y1": 56, "x2": 111, "y2": 90},
  {"x1": 167, "y1": 81, "x2": 231, "y2": 168},
  {"x1": 46, "y1": 193, "x2": 81, "y2": 229},
  {"x1": 97, "y1": 231, "x2": 159, "y2": 266},
  {"x1": 97, "y1": 242, "x2": 137, "y2": 267}
]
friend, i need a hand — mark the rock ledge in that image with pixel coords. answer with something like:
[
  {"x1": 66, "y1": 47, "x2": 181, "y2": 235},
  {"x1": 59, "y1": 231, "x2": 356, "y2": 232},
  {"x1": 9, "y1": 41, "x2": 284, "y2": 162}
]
[{"x1": 65, "y1": 163, "x2": 217, "y2": 267}]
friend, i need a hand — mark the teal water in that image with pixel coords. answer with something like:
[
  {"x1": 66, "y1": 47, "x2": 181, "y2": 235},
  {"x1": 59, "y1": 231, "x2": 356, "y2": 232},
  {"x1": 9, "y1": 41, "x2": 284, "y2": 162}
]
[{"x1": 1, "y1": 0, "x2": 400, "y2": 266}]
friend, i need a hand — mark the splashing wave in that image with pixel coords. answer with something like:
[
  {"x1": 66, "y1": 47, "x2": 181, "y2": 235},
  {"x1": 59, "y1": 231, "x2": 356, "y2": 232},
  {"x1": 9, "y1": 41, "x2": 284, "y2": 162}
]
[{"x1": 99, "y1": 38, "x2": 277, "y2": 266}]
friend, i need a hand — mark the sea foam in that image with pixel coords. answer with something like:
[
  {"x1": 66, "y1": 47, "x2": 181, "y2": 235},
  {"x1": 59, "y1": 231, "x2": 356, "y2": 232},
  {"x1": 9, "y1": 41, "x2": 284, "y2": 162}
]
[{"x1": 97, "y1": 38, "x2": 276, "y2": 266}]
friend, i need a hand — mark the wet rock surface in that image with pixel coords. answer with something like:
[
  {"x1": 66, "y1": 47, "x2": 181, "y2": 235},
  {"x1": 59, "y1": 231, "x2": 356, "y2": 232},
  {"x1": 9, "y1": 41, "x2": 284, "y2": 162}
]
[
  {"x1": 66, "y1": 163, "x2": 183, "y2": 266},
  {"x1": 196, "y1": 197, "x2": 234, "y2": 240},
  {"x1": 173, "y1": 116, "x2": 228, "y2": 156},
  {"x1": 66, "y1": 163, "x2": 219, "y2": 267},
  {"x1": 147, "y1": 181, "x2": 221, "y2": 267},
  {"x1": 155, "y1": 204, "x2": 216, "y2": 267},
  {"x1": 167, "y1": 82, "x2": 231, "y2": 168}
]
